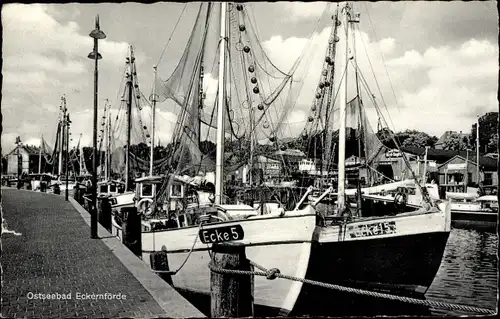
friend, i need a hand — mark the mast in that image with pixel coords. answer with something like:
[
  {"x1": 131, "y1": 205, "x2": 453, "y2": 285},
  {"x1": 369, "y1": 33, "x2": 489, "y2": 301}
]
[
  {"x1": 249, "y1": 106, "x2": 254, "y2": 186},
  {"x1": 215, "y1": 2, "x2": 228, "y2": 205},
  {"x1": 337, "y1": 2, "x2": 350, "y2": 213},
  {"x1": 198, "y1": 64, "x2": 204, "y2": 146},
  {"x1": 125, "y1": 46, "x2": 134, "y2": 191},
  {"x1": 422, "y1": 146, "x2": 429, "y2": 183},
  {"x1": 476, "y1": 114, "x2": 480, "y2": 187},
  {"x1": 107, "y1": 109, "x2": 112, "y2": 180},
  {"x1": 324, "y1": 5, "x2": 340, "y2": 176},
  {"x1": 464, "y1": 148, "x2": 469, "y2": 189},
  {"x1": 104, "y1": 100, "x2": 109, "y2": 180},
  {"x1": 150, "y1": 67, "x2": 157, "y2": 176},
  {"x1": 38, "y1": 136, "x2": 43, "y2": 174},
  {"x1": 58, "y1": 105, "x2": 63, "y2": 177}
]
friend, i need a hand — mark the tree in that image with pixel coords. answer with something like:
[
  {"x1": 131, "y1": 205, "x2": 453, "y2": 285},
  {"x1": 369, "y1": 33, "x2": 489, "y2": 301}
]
[
  {"x1": 488, "y1": 133, "x2": 498, "y2": 153},
  {"x1": 199, "y1": 140, "x2": 217, "y2": 160},
  {"x1": 470, "y1": 112, "x2": 498, "y2": 154},
  {"x1": 443, "y1": 133, "x2": 470, "y2": 151},
  {"x1": 394, "y1": 129, "x2": 438, "y2": 148}
]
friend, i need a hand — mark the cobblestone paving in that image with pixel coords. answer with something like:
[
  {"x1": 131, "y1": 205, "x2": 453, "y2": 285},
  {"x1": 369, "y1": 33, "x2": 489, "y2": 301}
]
[{"x1": 1, "y1": 189, "x2": 167, "y2": 318}]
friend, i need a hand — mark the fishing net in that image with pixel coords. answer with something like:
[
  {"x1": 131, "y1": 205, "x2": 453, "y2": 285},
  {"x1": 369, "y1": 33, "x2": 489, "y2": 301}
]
[{"x1": 110, "y1": 58, "x2": 156, "y2": 180}]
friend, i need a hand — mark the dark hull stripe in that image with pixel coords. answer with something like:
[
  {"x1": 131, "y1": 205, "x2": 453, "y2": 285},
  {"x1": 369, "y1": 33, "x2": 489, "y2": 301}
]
[
  {"x1": 451, "y1": 211, "x2": 498, "y2": 223},
  {"x1": 304, "y1": 231, "x2": 450, "y2": 295}
]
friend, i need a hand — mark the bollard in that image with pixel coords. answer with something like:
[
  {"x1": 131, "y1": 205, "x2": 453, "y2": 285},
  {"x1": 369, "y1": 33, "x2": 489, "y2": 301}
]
[
  {"x1": 101, "y1": 197, "x2": 112, "y2": 231},
  {"x1": 210, "y1": 242, "x2": 254, "y2": 318},
  {"x1": 150, "y1": 247, "x2": 173, "y2": 285},
  {"x1": 121, "y1": 206, "x2": 142, "y2": 257}
]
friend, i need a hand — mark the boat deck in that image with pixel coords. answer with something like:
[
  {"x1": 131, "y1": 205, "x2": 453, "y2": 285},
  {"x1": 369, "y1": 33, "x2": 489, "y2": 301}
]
[{"x1": 1, "y1": 187, "x2": 204, "y2": 318}]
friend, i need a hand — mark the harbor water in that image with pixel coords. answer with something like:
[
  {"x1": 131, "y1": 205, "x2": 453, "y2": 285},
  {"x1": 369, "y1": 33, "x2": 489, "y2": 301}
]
[{"x1": 426, "y1": 225, "x2": 498, "y2": 316}]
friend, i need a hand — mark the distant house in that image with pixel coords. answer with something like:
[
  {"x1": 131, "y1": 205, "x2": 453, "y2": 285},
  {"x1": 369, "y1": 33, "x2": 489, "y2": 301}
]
[
  {"x1": 437, "y1": 154, "x2": 498, "y2": 193},
  {"x1": 4, "y1": 144, "x2": 47, "y2": 175},
  {"x1": 434, "y1": 130, "x2": 470, "y2": 149}
]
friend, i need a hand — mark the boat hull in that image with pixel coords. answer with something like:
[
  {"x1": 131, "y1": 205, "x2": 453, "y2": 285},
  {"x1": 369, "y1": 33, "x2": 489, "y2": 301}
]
[
  {"x1": 114, "y1": 209, "x2": 317, "y2": 316},
  {"x1": 451, "y1": 209, "x2": 498, "y2": 223},
  {"x1": 312, "y1": 203, "x2": 451, "y2": 296}
]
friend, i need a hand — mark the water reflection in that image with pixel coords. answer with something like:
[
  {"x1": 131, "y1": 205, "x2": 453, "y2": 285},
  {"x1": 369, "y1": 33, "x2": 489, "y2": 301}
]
[{"x1": 426, "y1": 228, "x2": 498, "y2": 315}]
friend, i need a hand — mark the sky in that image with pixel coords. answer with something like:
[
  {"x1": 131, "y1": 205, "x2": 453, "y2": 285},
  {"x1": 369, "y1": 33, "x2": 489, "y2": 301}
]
[{"x1": 1, "y1": 1, "x2": 498, "y2": 154}]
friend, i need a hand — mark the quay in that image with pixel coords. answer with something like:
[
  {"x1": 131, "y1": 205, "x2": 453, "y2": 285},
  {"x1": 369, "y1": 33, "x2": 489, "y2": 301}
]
[{"x1": 1, "y1": 187, "x2": 204, "y2": 318}]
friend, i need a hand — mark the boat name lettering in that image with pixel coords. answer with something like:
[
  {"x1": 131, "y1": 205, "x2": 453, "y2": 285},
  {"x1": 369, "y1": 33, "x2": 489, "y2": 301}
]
[
  {"x1": 199, "y1": 225, "x2": 244, "y2": 244},
  {"x1": 347, "y1": 221, "x2": 396, "y2": 238}
]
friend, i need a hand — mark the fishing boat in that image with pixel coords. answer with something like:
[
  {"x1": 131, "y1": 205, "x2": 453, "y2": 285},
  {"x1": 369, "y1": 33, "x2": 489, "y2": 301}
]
[
  {"x1": 445, "y1": 192, "x2": 498, "y2": 223},
  {"x1": 109, "y1": 2, "x2": 450, "y2": 315},
  {"x1": 304, "y1": 2, "x2": 450, "y2": 297}
]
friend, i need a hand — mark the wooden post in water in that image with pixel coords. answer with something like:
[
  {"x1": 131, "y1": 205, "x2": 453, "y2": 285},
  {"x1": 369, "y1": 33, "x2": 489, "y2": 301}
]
[
  {"x1": 210, "y1": 242, "x2": 253, "y2": 318},
  {"x1": 121, "y1": 206, "x2": 142, "y2": 257}
]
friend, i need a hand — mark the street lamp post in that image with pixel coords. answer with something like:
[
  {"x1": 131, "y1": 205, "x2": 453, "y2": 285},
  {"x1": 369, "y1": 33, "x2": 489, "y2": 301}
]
[
  {"x1": 65, "y1": 112, "x2": 71, "y2": 201},
  {"x1": 88, "y1": 15, "x2": 106, "y2": 239}
]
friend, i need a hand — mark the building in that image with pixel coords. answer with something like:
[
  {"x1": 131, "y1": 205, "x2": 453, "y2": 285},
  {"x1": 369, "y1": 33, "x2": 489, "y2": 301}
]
[
  {"x1": 437, "y1": 154, "x2": 498, "y2": 193},
  {"x1": 4, "y1": 144, "x2": 47, "y2": 175}
]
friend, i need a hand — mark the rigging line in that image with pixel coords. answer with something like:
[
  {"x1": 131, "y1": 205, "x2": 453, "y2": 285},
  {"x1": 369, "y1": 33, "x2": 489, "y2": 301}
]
[
  {"x1": 155, "y1": 2, "x2": 189, "y2": 68},
  {"x1": 357, "y1": 24, "x2": 390, "y2": 114},
  {"x1": 351, "y1": 59, "x2": 402, "y2": 146},
  {"x1": 246, "y1": 4, "x2": 290, "y2": 78},
  {"x1": 356, "y1": 28, "x2": 400, "y2": 145},
  {"x1": 362, "y1": 3, "x2": 401, "y2": 114}
]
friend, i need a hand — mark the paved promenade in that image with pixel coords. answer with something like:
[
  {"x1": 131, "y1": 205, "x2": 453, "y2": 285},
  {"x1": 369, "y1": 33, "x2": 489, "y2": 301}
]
[{"x1": 1, "y1": 188, "x2": 204, "y2": 318}]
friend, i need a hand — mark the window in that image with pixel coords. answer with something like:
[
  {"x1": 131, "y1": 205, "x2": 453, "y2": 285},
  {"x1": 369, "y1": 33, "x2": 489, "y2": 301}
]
[
  {"x1": 100, "y1": 185, "x2": 108, "y2": 193},
  {"x1": 141, "y1": 184, "x2": 154, "y2": 197},
  {"x1": 484, "y1": 173, "x2": 493, "y2": 185},
  {"x1": 110, "y1": 185, "x2": 117, "y2": 192},
  {"x1": 171, "y1": 184, "x2": 182, "y2": 197}
]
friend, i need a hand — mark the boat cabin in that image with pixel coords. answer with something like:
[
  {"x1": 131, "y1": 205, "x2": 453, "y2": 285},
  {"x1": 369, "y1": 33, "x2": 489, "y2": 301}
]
[
  {"x1": 98, "y1": 180, "x2": 125, "y2": 197},
  {"x1": 476, "y1": 195, "x2": 499, "y2": 211},
  {"x1": 135, "y1": 175, "x2": 164, "y2": 200},
  {"x1": 445, "y1": 192, "x2": 478, "y2": 203}
]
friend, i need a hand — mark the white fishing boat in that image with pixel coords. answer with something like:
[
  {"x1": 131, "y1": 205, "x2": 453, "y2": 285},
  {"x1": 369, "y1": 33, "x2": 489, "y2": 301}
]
[{"x1": 445, "y1": 192, "x2": 498, "y2": 223}]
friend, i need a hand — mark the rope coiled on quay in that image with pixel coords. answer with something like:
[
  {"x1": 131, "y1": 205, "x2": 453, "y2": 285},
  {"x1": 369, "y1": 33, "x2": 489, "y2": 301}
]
[{"x1": 208, "y1": 260, "x2": 496, "y2": 315}]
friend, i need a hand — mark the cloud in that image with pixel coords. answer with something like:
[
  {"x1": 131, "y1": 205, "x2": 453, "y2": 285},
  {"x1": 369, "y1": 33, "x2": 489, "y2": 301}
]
[
  {"x1": 1, "y1": 4, "x2": 146, "y2": 151},
  {"x1": 282, "y1": 2, "x2": 328, "y2": 21},
  {"x1": 258, "y1": 21, "x2": 498, "y2": 140}
]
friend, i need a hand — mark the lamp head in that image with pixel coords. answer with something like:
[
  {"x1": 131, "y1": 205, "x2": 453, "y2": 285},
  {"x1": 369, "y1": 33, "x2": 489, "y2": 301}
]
[
  {"x1": 89, "y1": 14, "x2": 106, "y2": 39},
  {"x1": 88, "y1": 51, "x2": 103, "y2": 60}
]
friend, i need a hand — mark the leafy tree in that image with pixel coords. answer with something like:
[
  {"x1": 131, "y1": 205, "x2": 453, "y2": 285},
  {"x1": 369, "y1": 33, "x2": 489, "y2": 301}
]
[
  {"x1": 470, "y1": 112, "x2": 499, "y2": 153},
  {"x1": 443, "y1": 133, "x2": 470, "y2": 151},
  {"x1": 488, "y1": 133, "x2": 498, "y2": 153},
  {"x1": 199, "y1": 140, "x2": 217, "y2": 160},
  {"x1": 395, "y1": 129, "x2": 438, "y2": 148}
]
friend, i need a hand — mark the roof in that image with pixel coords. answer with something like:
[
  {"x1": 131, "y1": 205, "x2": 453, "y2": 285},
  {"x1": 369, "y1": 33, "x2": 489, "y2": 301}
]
[
  {"x1": 400, "y1": 147, "x2": 466, "y2": 163},
  {"x1": 5, "y1": 144, "x2": 42, "y2": 157},
  {"x1": 477, "y1": 195, "x2": 498, "y2": 202},
  {"x1": 134, "y1": 175, "x2": 165, "y2": 183},
  {"x1": 438, "y1": 155, "x2": 498, "y2": 171},
  {"x1": 445, "y1": 192, "x2": 478, "y2": 200},
  {"x1": 273, "y1": 149, "x2": 306, "y2": 158}
]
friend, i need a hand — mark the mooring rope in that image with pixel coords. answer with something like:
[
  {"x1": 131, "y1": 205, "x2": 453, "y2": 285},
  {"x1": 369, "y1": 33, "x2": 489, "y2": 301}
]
[
  {"x1": 151, "y1": 222, "x2": 203, "y2": 275},
  {"x1": 208, "y1": 259, "x2": 496, "y2": 315}
]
